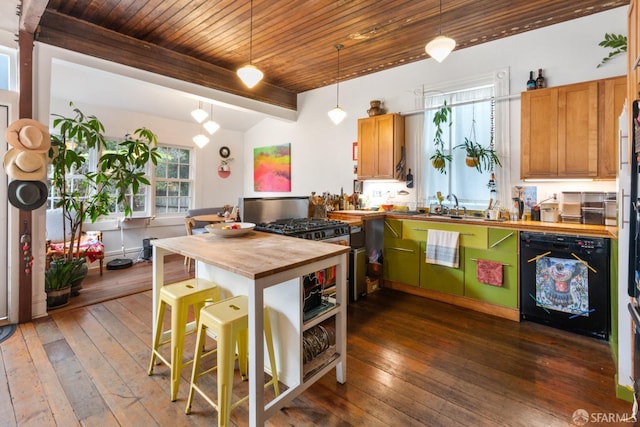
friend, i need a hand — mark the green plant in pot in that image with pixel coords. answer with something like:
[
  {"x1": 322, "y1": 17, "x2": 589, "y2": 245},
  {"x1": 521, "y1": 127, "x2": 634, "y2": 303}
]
[
  {"x1": 47, "y1": 103, "x2": 160, "y2": 291},
  {"x1": 454, "y1": 137, "x2": 501, "y2": 173},
  {"x1": 45, "y1": 257, "x2": 87, "y2": 308},
  {"x1": 430, "y1": 102, "x2": 452, "y2": 174}
]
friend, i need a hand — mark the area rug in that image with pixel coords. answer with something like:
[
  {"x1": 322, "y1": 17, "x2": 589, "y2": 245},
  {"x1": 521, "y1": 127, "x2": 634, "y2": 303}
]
[{"x1": 0, "y1": 324, "x2": 17, "y2": 344}]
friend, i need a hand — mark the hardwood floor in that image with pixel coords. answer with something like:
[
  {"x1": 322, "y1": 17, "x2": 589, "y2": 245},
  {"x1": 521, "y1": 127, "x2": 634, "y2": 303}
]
[
  {"x1": 50, "y1": 254, "x2": 194, "y2": 313},
  {"x1": 0, "y1": 255, "x2": 631, "y2": 426}
]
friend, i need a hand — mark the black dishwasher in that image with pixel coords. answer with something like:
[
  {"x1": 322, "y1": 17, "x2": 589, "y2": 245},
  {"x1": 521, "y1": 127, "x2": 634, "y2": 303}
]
[{"x1": 520, "y1": 232, "x2": 610, "y2": 340}]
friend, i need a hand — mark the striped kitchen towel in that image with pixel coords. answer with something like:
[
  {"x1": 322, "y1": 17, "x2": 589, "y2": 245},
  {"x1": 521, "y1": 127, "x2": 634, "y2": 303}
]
[{"x1": 425, "y1": 230, "x2": 460, "y2": 268}]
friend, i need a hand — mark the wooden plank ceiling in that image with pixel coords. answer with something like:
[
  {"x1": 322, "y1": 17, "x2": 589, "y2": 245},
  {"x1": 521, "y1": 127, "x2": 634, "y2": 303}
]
[{"x1": 22, "y1": 0, "x2": 629, "y2": 111}]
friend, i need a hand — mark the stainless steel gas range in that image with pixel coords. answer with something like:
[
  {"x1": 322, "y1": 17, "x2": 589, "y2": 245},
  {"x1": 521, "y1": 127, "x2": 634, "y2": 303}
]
[{"x1": 242, "y1": 197, "x2": 350, "y2": 317}]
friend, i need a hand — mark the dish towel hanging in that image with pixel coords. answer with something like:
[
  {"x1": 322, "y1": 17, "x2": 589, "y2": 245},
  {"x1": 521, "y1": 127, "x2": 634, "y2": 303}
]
[
  {"x1": 476, "y1": 259, "x2": 504, "y2": 287},
  {"x1": 425, "y1": 230, "x2": 460, "y2": 268}
]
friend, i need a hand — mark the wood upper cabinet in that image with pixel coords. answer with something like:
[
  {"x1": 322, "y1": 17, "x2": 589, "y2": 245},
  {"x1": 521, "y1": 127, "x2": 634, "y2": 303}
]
[
  {"x1": 521, "y1": 76, "x2": 626, "y2": 180},
  {"x1": 599, "y1": 76, "x2": 627, "y2": 179},
  {"x1": 357, "y1": 113, "x2": 405, "y2": 180},
  {"x1": 521, "y1": 87, "x2": 559, "y2": 177},
  {"x1": 557, "y1": 81, "x2": 599, "y2": 177}
]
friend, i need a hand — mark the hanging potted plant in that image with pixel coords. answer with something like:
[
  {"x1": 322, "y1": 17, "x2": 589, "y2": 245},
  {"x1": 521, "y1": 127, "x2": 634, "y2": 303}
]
[
  {"x1": 47, "y1": 103, "x2": 160, "y2": 292},
  {"x1": 430, "y1": 101, "x2": 452, "y2": 174},
  {"x1": 454, "y1": 137, "x2": 501, "y2": 173}
]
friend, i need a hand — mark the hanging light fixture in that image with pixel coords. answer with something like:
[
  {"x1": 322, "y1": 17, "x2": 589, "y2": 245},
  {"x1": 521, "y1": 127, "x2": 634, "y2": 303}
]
[
  {"x1": 425, "y1": 0, "x2": 456, "y2": 63},
  {"x1": 191, "y1": 100, "x2": 208, "y2": 123},
  {"x1": 327, "y1": 44, "x2": 346, "y2": 125},
  {"x1": 203, "y1": 104, "x2": 220, "y2": 135},
  {"x1": 193, "y1": 134, "x2": 210, "y2": 148},
  {"x1": 237, "y1": 0, "x2": 263, "y2": 88}
]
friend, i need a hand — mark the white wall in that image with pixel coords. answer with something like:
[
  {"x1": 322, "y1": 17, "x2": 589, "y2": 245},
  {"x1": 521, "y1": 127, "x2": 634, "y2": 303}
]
[{"x1": 245, "y1": 7, "x2": 627, "y2": 205}]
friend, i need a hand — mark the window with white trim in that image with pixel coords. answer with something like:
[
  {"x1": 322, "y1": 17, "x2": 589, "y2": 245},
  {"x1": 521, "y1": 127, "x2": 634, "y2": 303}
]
[
  {"x1": 419, "y1": 69, "x2": 510, "y2": 210},
  {"x1": 154, "y1": 146, "x2": 192, "y2": 214},
  {"x1": 47, "y1": 142, "x2": 193, "y2": 217}
]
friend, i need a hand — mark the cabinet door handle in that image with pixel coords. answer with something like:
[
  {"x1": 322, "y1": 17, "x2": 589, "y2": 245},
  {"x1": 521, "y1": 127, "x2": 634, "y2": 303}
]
[
  {"x1": 387, "y1": 247, "x2": 414, "y2": 253},
  {"x1": 470, "y1": 258, "x2": 510, "y2": 266},
  {"x1": 384, "y1": 220, "x2": 399, "y2": 238},
  {"x1": 413, "y1": 228, "x2": 473, "y2": 236},
  {"x1": 489, "y1": 232, "x2": 514, "y2": 249},
  {"x1": 621, "y1": 188, "x2": 628, "y2": 230}
]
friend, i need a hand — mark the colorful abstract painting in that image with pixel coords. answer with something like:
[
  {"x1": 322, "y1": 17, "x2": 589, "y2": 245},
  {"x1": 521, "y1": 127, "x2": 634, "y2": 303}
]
[{"x1": 253, "y1": 143, "x2": 291, "y2": 192}]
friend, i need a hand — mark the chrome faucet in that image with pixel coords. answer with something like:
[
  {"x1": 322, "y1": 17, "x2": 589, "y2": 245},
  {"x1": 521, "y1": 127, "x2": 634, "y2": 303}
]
[
  {"x1": 447, "y1": 193, "x2": 458, "y2": 208},
  {"x1": 447, "y1": 193, "x2": 459, "y2": 215}
]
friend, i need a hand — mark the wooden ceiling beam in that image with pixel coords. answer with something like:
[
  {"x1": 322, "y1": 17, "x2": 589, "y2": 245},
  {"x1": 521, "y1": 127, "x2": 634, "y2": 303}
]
[
  {"x1": 19, "y1": 0, "x2": 48, "y2": 34},
  {"x1": 36, "y1": 10, "x2": 297, "y2": 111}
]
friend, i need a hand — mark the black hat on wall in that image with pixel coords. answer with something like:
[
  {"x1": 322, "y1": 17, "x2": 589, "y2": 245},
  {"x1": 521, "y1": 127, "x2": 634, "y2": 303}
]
[{"x1": 8, "y1": 180, "x2": 48, "y2": 211}]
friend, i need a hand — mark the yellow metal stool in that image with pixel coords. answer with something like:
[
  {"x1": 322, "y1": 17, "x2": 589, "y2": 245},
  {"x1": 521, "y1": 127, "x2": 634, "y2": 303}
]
[
  {"x1": 185, "y1": 295, "x2": 280, "y2": 426},
  {"x1": 148, "y1": 278, "x2": 220, "y2": 401}
]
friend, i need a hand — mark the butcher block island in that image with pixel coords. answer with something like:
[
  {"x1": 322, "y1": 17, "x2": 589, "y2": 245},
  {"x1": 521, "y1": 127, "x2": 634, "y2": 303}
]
[{"x1": 152, "y1": 231, "x2": 350, "y2": 425}]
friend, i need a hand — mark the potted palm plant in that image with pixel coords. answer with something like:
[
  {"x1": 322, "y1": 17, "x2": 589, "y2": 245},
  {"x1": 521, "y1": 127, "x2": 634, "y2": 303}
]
[
  {"x1": 47, "y1": 103, "x2": 160, "y2": 292},
  {"x1": 430, "y1": 102, "x2": 452, "y2": 174}
]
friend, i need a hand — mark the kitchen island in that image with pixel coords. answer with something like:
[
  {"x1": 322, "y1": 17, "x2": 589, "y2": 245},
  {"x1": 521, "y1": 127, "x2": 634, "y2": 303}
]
[{"x1": 152, "y1": 231, "x2": 350, "y2": 425}]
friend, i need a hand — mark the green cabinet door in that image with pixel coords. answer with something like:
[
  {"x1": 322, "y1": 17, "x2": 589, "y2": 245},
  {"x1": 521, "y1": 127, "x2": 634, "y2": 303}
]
[
  {"x1": 403, "y1": 220, "x2": 488, "y2": 249},
  {"x1": 419, "y1": 242, "x2": 465, "y2": 295},
  {"x1": 384, "y1": 237, "x2": 420, "y2": 286},
  {"x1": 383, "y1": 219, "x2": 403, "y2": 240},
  {"x1": 463, "y1": 228, "x2": 518, "y2": 308}
]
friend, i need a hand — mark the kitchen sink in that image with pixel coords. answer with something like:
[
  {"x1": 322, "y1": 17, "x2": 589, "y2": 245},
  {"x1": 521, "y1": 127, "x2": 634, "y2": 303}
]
[{"x1": 427, "y1": 213, "x2": 490, "y2": 222}]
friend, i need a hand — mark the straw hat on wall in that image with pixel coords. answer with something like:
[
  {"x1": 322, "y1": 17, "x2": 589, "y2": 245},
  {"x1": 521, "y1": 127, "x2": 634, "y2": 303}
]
[{"x1": 5, "y1": 118, "x2": 51, "y2": 153}]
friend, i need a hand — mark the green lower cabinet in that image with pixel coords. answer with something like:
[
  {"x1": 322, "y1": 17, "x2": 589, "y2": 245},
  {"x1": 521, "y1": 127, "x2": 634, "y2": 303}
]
[
  {"x1": 384, "y1": 237, "x2": 420, "y2": 286},
  {"x1": 419, "y1": 242, "x2": 465, "y2": 295},
  {"x1": 463, "y1": 231, "x2": 518, "y2": 308}
]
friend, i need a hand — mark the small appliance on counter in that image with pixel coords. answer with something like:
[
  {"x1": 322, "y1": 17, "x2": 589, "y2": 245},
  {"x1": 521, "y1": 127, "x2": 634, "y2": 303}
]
[{"x1": 540, "y1": 201, "x2": 559, "y2": 223}]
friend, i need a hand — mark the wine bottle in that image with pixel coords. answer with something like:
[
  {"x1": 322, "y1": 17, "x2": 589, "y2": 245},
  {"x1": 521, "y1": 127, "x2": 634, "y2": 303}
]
[
  {"x1": 526, "y1": 71, "x2": 536, "y2": 90},
  {"x1": 536, "y1": 68, "x2": 545, "y2": 89}
]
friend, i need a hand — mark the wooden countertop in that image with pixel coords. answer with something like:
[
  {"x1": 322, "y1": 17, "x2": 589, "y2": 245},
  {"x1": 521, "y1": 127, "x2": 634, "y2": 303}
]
[
  {"x1": 152, "y1": 231, "x2": 350, "y2": 279},
  {"x1": 328, "y1": 210, "x2": 386, "y2": 225},
  {"x1": 384, "y1": 213, "x2": 617, "y2": 239},
  {"x1": 330, "y1": 210, "x2": 616, "y2": 239}
]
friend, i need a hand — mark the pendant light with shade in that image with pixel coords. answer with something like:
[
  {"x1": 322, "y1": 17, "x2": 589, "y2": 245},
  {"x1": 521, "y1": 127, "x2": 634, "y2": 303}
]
[
  {"x1": 425, "y1": 0, "x2": 456, "y2": 62},
  {"x1": 191, "y1": 100, "x2": 208, "y2": 123},
  {"x1": 203, "y1": 104, "x2": 220, "y2": 135},
  {"x1": 237, "y1": 0, "x2": 263, "y2": 88},
  {"x1": 327, "y1": 44, "x2": 346, "y2": 125},
  {"x1": 193, "y1": 134, "x2": 210, "y2": 148}
]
